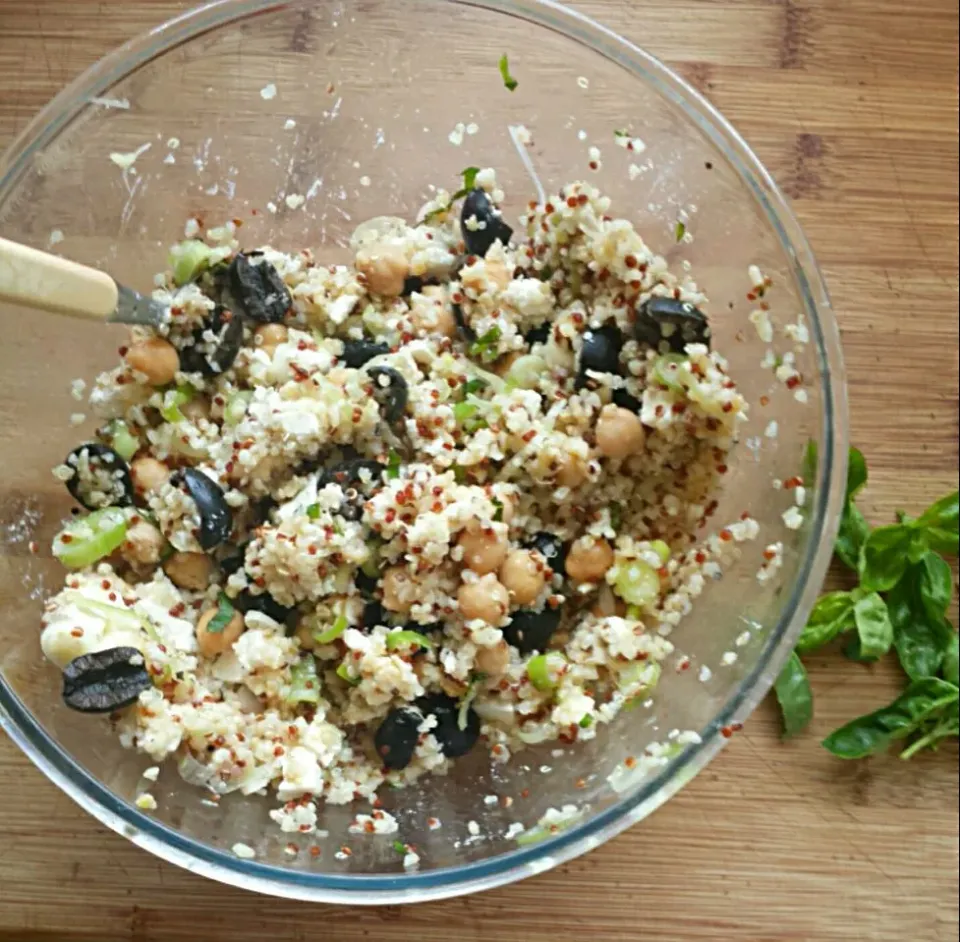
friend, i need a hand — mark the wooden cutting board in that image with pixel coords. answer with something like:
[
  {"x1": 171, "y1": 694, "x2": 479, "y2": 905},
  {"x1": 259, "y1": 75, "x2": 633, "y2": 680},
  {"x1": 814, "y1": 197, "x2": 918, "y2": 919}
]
[{"x1": 0, "y1": 2, "x2": 956, "y2": 939}]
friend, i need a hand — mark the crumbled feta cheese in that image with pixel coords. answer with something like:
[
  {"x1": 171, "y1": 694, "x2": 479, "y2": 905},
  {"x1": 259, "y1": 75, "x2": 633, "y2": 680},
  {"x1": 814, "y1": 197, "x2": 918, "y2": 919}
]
[
  {"x1": 260, "y1": 83, "x2": 277, "y2": 100},
  {"x1": 782, "y1": 506, "x2": 804, "y2": 530},
  {"x1": 142, "y1": 766, "x2": 160, "y2": 782},
  {"x1": 232, "y1": 842, "x2": 256, "y2": 859}
]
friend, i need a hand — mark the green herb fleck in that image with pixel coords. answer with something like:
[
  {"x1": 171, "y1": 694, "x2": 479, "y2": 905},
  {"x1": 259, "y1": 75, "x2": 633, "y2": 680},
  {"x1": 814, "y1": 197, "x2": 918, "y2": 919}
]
[
  {"x1": 453, "y1": 465, "x2": 468, "y2": 484},
  {"x1": 386, "y1": 450, "x2": 402, "y2": 479},
  {"x1": 206, "y1": 592, "x2": 235, "y2": 635},
  {"x1": 491, "y1": 498, "x2": 504, "y2": 523},
  {"x1": 498, "y1": 54, "x2": 518, "y2": 92},
  {"x1": 392, "y1": 839, "x2": 407, "y2": 854},
  {"x1": 460, "y1": 377, "x2": 488, "y2": 400},
  {"x1": 614, "y1": 129, "x2": 630, "y2": 139},
  {"x1": 306, "y1": 503, "x2": 321, "y2": 519},
  {"x1": 469, "y1": 326, "x2": 502, "y2": 362},
  {"x1": 674, "y1": 220, "x2": 686, "y2": 242},
  {"x1": 579, "y1": 714, "x2": 594, "y2": 728}
]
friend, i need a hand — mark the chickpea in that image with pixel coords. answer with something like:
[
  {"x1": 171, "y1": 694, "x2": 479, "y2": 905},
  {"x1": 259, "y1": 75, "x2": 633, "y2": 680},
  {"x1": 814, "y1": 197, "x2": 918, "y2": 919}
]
[
  {"x1": 381, "y1": 565, "x2": 415, "y2": 613},
  {"x1": 356, "y1": 242, "x2": 408, "y2": 297},
  {"x1": 163, "y1": 551, "x2": 213, "y2": 591},
  {"x1": 595, "y1": 404, "x2": 646, "y2": 460},
  {"x1": 410, "y1": 288, "x2": 457, "y2": 338},
  {"x1": 458, "y1": 573, "x2": 510, "y2": 625},
  {"x1": 439, "y1": 674, "x2": 469, "y2": 698},
  {"x1": 475, "y1": 640, "x2": 510, "y2": 677},
  {"x1": 254, "y1": 323, "x2": 288, "y2": 357},
  {"x1": 457, "y1": 525, "x2": 508, "y2": 575},
  {"x1": 565, "y1": 536, "x2": 614, "y2": 584},
  {"x1": 483, "y1": 253, "x2": 511, "y2": 291},
  {"x1": 131, "y1": 456, "x2": 170, "y2": 496},
  {"x1": 180, "y1": 395, "x2": 210, "y2": 423},
  {"x1": 555, "y1": 452, "x2": 589, "y2": 488},
  {"x1": 125, "y1": 337, "x2": 180, "y2": 386},
  {"x1": 196, "y1": 606, "x2": 245, "y2": 658},
  {"x1": 295, "y1": 620, "x2": 316, "y2": 651},
  {"x1": 121, "y1": 519, "x2": 165, "y2": 567},
  {"x1": 499, "y1": 549, "x2": 546, "y2": 606},
  {"x1": 493, "y1": 351, "x2": 521, "y2": 378}
]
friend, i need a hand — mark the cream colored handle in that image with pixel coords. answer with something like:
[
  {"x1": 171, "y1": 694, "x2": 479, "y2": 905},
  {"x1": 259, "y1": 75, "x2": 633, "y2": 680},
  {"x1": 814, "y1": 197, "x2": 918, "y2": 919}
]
[{"x1": 0, "y1": 236, "x2": 118, "y2": 320}]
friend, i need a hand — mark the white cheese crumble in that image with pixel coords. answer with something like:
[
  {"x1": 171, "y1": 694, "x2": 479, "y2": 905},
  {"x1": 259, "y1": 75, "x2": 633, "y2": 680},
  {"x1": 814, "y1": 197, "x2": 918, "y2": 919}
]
[
  {"x1": 260, "y1": 83, "x2": 277, "y2": 100},
  {"x1": 232, "y1": 842, "x2": 256, "y2": 859},
  {"x1": 782, "y1": 506, "x2": 804, "y2": 530}
]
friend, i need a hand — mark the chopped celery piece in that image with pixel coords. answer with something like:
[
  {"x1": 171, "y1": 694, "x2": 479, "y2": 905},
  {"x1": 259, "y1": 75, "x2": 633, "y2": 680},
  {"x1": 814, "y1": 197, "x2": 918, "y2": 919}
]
[
  {"x1": 106, "y1": 420, "x2": 139, "y2": 461},
  {"x1": 650, "y1": 353, "x2": 689, "y2": 392},
  {"x1": 386, "y1": 630, "x2": 433, "y2": 652},
  {"x1": 616, "y1": 661, "x2": 661, "y2": 694},
  {"x1": 206, "y1": 593, "x2": 236, "y2": 634},
  {"x1": 505, "y1": 354, "x2": 546, "y2": 390},
  {"x1": 526, "y1": 651, "x2": 566, "y2": 692},
  {"x1": 169, "y1": 239, "x2": 228, "y2": 286},
  {"x1": 72, "y1": 596, "x2": 146, "y2": 634},
  {"x1": 287, "y1": 656, "x2": 321, "y2": 704},
  {"x1": 224, "y1": 391, "x2": 252, "y2": 426},
  {"x1": 453, "y1": 401, "x2": 480, "y2": 424},
  {"x1": 313, "y1": 613, "x2": 348, "y2": 645},
  {"x1": 53, "y1": 507, "x2": 128, "y2": 569},
  {"x1": 336, "y1": 661, "x2": 361, "y2": 686},
  {"x1": 160, "y1": 384, "x2": 195, "y2": 423},
  {"x1": 649, "y1": 540, "x2": 671, "y2": 564},
  {"x1": 613, "y1": 559, "x2": 660, "y2": 607}
]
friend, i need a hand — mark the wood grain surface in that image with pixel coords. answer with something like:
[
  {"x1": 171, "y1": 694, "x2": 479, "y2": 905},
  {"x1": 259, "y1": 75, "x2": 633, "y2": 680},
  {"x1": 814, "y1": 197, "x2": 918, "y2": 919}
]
[{"x1": 0, "y1": 1, "x2": 957, "y2": 940}]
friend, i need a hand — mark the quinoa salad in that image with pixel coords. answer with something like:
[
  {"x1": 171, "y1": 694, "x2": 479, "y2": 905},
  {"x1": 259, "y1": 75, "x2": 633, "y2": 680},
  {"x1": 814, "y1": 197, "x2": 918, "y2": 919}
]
[{"x1": 40, "y1": 169, "x2": 761, "y2": 841}]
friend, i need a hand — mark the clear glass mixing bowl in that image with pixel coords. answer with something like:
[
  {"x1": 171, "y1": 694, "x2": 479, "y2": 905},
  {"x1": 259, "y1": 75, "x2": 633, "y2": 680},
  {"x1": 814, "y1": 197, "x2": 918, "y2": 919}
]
[{"x1": 0, "y1": 0, "x2": 846, "y2": 903}]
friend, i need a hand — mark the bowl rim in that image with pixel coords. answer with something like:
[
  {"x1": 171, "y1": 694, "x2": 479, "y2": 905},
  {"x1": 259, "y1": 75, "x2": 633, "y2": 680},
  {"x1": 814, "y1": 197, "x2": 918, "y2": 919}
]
[{"x1": 0, "y1": 0, "x2": 848, "y2": 905}]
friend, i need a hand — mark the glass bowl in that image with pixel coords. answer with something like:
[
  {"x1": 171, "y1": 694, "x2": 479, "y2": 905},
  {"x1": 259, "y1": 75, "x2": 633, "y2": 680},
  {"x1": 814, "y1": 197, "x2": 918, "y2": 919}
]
[{"x1": 0, "y1": 0, "x2": 846, "y2": 904}]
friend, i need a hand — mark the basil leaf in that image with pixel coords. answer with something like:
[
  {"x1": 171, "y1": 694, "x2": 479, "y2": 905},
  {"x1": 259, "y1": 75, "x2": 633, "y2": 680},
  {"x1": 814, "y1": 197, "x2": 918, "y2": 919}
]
[
  {"x1": 858, "y1": 524, "x2": 915, "y2": 592},
  {"x1": 845, "y1": 447, "x2": 867, "y2": 500},
  {"x1": 822, "y1": 677, "x2": 960, "y2": 759},
  {"x1": 888, "y1": 574, "x2": 950, "y2": 681},
  {"x1": 795, "y1": 590, "x2": 858, "y2": 653},
  {"x1": 916, "y1": 551, "x2": 953, "y2": 620},
  {"x1": 942, "y1": 632, "x2": 959, "y2": 688},
  {"x1": 835, "y1": 502, "x2": 869, "y2": 571},
  {"x1": 852, "y1": 591, "x2": 894, "y2": 659},
  {"x1": 207, "y1": 592, "x2": 236, "y2": 634},
  {"x1": 917, "y1": 490, "x2": 958, "y2": 556},
  {"x1": 774, "y1": 652, "x2": 813, "y2": 738},
  {"x1": 843, "y1": 635, "x2": 880, "y2": 663}
]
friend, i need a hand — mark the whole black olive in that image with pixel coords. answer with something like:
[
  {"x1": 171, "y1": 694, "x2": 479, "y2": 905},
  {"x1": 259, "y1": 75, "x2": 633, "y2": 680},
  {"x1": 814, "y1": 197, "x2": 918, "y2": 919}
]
[
  {"x1": 61, "y1": 443, "x2": 133, "y2": 510},
  {"x1": 174, "y1": 467, "x2": 232, "y2": 551},
  {"x1": 363, "y1": 600, "x2": 387, "y2": 630},
  {"x1": 221, "y1": 252, "x2": 291, "y2": 323},
  {"x1": 178, "y1": 304, "x2": 243, "y2": 376},
  {"x1": 451, "y1": 303, "x2": 476, "y2": 342},
  {"x1": 415, "y1": 692, "x2": 479, "y2": 758},
  {"x1": 634, "y1": 296, "x2": 710, "y2": 352},
  {"x1": 365, "y1": 366, "x2": 409, "y2": 424},
  {"x1": 340, "y1": 340, "x2": 390, "y2": 369},
  {"x1": 234, "y1": 590, "x2": 292, "y2": 625},
  {"x1": 576, "y1": 325, "x2": 623, "y2": 388},
  {"x1": 62, "y1": 646, "x2": 152, "y2": 713},
  {"x1": 502, "y1": 607, "x2": 562, "y2": 654},
  {"x1": 461, "y1": 188, "x2": 513, "y2": 257},
  {"x1": 612, "y1": 388, "x2": 642, "y2": 413},
  {"x1": 525, "y1": 322, "x2": 550, "y2": 347},
  {"x1": 374, "y1": 707, "x2": 422, "y2": 770},
  {"x1": 355, "y1": 568, "x2": 378, "y2": 597},
  {"x1": 219, "y1": 546, "x2": 247, "y2": 579},
  {"x1": 401, "y1": 275, "x2": 425, "y2": 296},
  {"x1": 526, "y1": 532, "x2": 567, "y2": 573}
]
